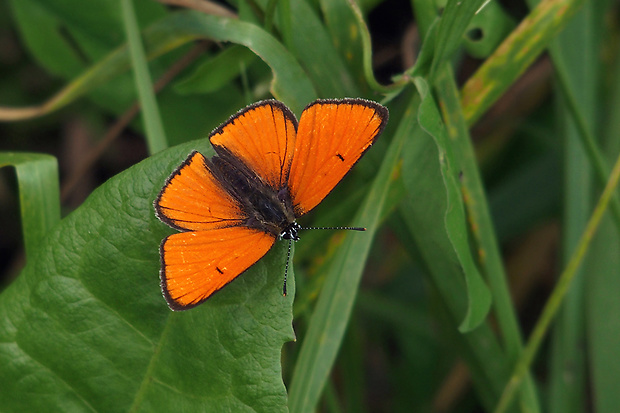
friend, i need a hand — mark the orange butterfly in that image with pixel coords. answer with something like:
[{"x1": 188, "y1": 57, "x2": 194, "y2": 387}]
[{"x1": 154, "y1": 98, "x2": 388, "y2": 310}]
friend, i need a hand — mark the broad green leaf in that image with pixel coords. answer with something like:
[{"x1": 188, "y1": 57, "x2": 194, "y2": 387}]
[
  {"x1": 160, "y1": 11, "x2": 317, "y2": 111},
  {"x1": 411, "y1": 77, "x2": 491, "y2": 331},
  {"x1": 288, "y1": 95, "x2": 409, "y2": 413},
  {"x1": 9, "y1": 0, "x2": 85, "y2": 78},
  {"x1": 0, "y1": 141, "x2": 295, "y2": 412},
  {"x1": 0, "y1": 152, "x2": 60, "y2": 260}
]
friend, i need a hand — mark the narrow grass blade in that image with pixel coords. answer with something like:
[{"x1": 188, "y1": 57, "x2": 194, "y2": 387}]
[
  {"x1": 546, "y1": 3, "x2": 596, "y2": 410},
  {"x1": 585, "y1": 41, "x2": 620, "y2": 413},
  {"x1": 494, "y1": 148, "x2": 620, "y2": 413},
  {"x1": 121, "y1": 0, "x2": 167, "y2": 154},
  {"x1": 319, "y1": 0, "x2": 364, "y2": 86},
  {"x1": 398, "y1": 100, "x2": 511, "y2": 411},
  {"x1": 288, "y1": 0, "x2": 359, "y2": 97},
  {"x1": 412, "y1": 0, "x2": 487, "y2": 79},
  {"x1": 174, "y1": 46, "x2": 257, "y2": 95},
  {"x1": 435, "y1": 65, "x2": 540, "y2": 411},
  {"x1": 0, "y1": 152, "x2": 60, "y2": 260},
  {"x1": 288, "y1": 96, "x2": 413, "y2": 413},
  {"x1": 413, "y1": 77, "x2": 492, "y2": 332},
  {"x1": 428, "y1": 0, "x2": 487, "y2": 79},
  {"x1": 346, "y1": 0, "x2": 406, "y2": 93},
  {"x1": 551, "y1": 60, "x2": 620, "y2": 231}
]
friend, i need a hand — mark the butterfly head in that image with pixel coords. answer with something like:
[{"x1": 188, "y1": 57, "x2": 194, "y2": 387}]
[{"x1": 280, "y1": 222, "x2": 301, "y2": 241}]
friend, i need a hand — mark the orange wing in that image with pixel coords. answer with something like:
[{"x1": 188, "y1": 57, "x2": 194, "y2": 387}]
[
  {"x1": 160, "y1": 226, "x2": 277, "y2": 310},
  {"x1": 209, "y1": 100, "x2": 297, "y2": 189},
  {"x1": 155, "y1": 151, "x2": 244, "y2": 231},
  {"x1": 288, "y1": 99, "x2": 388, "y2": 215}
]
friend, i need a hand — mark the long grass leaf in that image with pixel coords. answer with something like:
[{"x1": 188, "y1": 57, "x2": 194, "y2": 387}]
[
  {"x1": 413, "y1": 77, "x2": 492, "y2": 331},
  {"x1": 398, "y1": 102, "x2": 511, "y2": 411},
  {"x1": 460, "y1": 0, "x2": 586, "y2": 126},
  {"x1": 121, "y1": 0, "x2": 167, "y2": 153},
  {"x1": 585, "y1": 40, "x2": 620, "y2": 413},
  {"x1": 494, "y1": 147, "x2": 620, "y2": 413},
  {"x1": 435, "y1": 65, "x2": 541, "y2": 412},
  {"x1": 347, "y1": 0, "x2": 406, "y2": 93},
  {"x1": 288, "y1": 96, "x2": 413, "y2": 413},
  {"x1": 0, "y1": 153, "x2": 60, "y2": 259},
  {"x1": 546, "y1": 3, "x2": 595, "y2": 410}
]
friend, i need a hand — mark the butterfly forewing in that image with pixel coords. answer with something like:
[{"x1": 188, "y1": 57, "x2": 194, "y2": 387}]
[
  {"x1": 209, "y1": 100, "x2": 298, "y2": 190},
  {"x1": 155, "y1": 152, "x2": 245, "y2": 231},
  {"x1": 161, "y1": 227, "x2": 276, "y2": 310},
  {"x1": 288, "y1": 99, "x2": 388, "y2": 215}
]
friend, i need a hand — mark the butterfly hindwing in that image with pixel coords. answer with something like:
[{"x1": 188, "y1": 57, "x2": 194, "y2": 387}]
[
  {"x1": 288, "y1": 99, "x2": 388, "y2": 216},
  {"x1": 160, "y1": 226, "x2": 277, "y2": 310},
  {"x1": 155, "y1": 151, "x2": 245, "y2": 231},
  {"x1": 209, "y1": 100, "x2": 298, "y2": 190}
]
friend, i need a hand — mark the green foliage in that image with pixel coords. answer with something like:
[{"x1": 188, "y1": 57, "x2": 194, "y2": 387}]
[
  {"x1": 0, "y1": 153, "x2": 60, "y2": 257},
  {"x1": 1, "y1": 0, "x2": 619, "y2": 411},
  {"x1": 0, "y1": 141, "x2": 294, "y2": 412},
  {"x1": 412, "y1": 77, "x2": 492, "y2": 332}
]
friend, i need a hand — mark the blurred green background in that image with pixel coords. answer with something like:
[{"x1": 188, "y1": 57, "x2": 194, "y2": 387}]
[{"x1": 1, "y1": 0, "x2": 619, "y2": 412}]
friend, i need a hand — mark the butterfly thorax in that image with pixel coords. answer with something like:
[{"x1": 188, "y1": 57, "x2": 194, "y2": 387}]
[
  {"x1": 207, "y1": 149, "x2": 296, "y2": 238},
  {"x1": 244, "y1": 187, "x2": 296, "y2": 237}
]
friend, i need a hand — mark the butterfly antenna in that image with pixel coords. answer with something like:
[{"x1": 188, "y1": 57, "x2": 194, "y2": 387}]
[
  {"x1": 283, "y1": 238, "x2": 292, "y2": 297},
  {"x1": 281, "y1": 226, "x2": 365, "y2": 297},
  {"x1": 300, "y1": 226, "x2": 366, "y2": 232}
]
